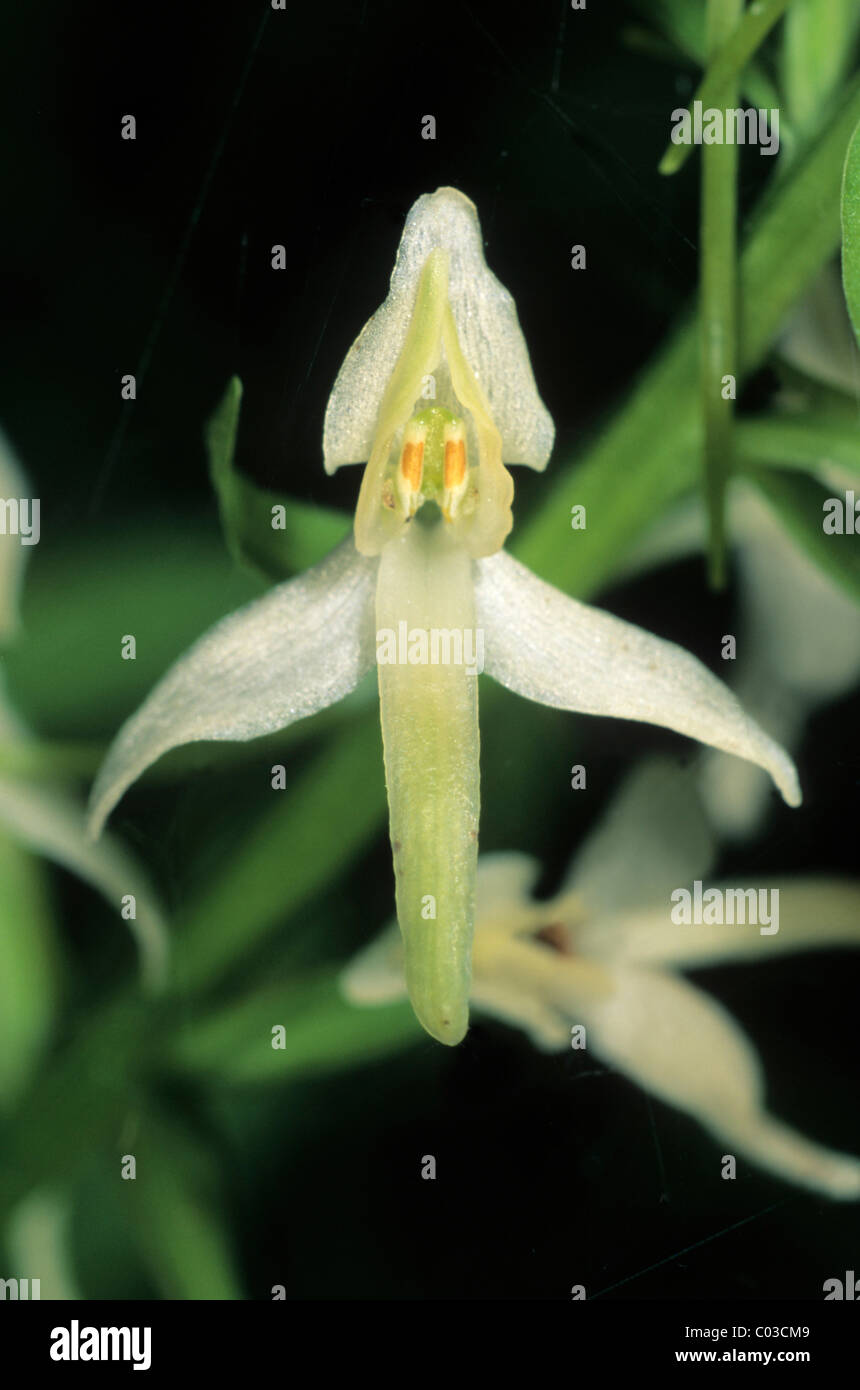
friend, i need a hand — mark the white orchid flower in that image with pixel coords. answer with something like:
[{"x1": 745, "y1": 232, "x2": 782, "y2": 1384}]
[
  {"x1": 343, "y1": 759, "x2": 860, "y2": 1200},
  {"x1": 88, "y1": 187, "x2": 799, "y2": 1045}
]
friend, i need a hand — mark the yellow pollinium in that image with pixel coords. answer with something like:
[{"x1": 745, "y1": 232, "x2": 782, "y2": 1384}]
[
  {"x1": 394, "y1": 405, "x2": 472, "y2": 523},
  {"x1": 353, "y1": 249, "x2": 513, "y2": 559}
]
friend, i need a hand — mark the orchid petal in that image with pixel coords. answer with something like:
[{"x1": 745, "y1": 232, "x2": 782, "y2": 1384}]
[
  {"x1": 475, "y1": 852, "x2": 543, "y2": 931},
  {"x1": 777, "y1": 263, "x2": 860, "y2": 395},
  {"x1": 581, "y1": 878, "x2": 860, "y2": 971},
  {"x1": 0, "y1": 776, "x2": 168, "y2": 990},
  {"x1": 340, "y1": 923, "x2": 405, "y2": 1006},
  {"x1": 562, "y1": 759, "x2": 716, "y2": 916},
  {"x1": 323, "y1": 187, "x2": 554, "y2": 475},
  {"x1": 471, "y1": 933, "x2": 614, "y2": 1051},
  {"x1": 701, "y1": 486, "x2": 860, "y2": 835},
  {"x1": 733, "y1": 486, "x2": 860, "y2": 701},
  {"x1": 582, "y1": 964, "x2": 860, "y2": 1199},
  {"x1": 89, "y1": 538, "x2": 378, "y2": 835},
  {"x1": 376, "y1": 522, "x2": 480, "y2": 1045},
  {"x1": 474, "y1": 550, "x2": 801, "y2": 807}
]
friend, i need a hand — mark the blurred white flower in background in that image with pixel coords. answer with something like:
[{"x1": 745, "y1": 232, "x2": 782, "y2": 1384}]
[{"x1": 343, "y1": 760, "x2": 860, "y2": 1200}]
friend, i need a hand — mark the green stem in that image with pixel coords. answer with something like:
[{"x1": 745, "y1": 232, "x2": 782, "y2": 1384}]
[
  {"x1": 701, "y1": 0, "x2": 742, "y2": 588},
  {"x1": 659, "y1": 0, "x2": 793, "y2": 175}
]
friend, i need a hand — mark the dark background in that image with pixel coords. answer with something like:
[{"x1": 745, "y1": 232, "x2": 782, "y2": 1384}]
[{"x1": 1, "y1": 0, "x2": 858, "y2": 1300}]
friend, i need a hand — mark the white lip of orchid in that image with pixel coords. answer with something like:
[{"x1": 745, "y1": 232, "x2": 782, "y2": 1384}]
[
  {"x1": 88, "y1": 190, "x2": 801, "y2": 1049},
  {"x1": 342, "y1": 760, "x2": 860, "y2": 1201}
]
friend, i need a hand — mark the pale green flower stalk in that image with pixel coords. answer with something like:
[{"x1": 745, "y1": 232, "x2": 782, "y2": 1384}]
[
  {"x1": 343, "y1": 759, "x2": 860, "y2": 1200},
  {"x1": 89, "y1": 187, "x2": 800, "y2": 1045}
]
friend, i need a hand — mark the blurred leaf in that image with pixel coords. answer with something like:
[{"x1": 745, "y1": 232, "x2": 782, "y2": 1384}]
[
  {"x1": 5, "y1": 1189, "x2": 80, "y2": 1299},
  {"x1": 167, "y1": 969, "x2": 419, "y2": 1085},
  {"x1": 174, "y1": 714, "x2": 386, "y2": 992},
  {"x1": 632, "y1": 0, "x2": 785, "y2": 145},
  {"x1": 4, "y1": 524, "x2": 262, "y2": 734},
  {"x1": 0, "y1": 776, "x2": 169, "y2": 992},
  {"x1": 0, "y1": 998, "x2": 149, "y2": 1221},
  {"x1": 208, "y1": 375, "x2": 350, "y2": 580},
  {"x1": 737, "y1": 414, "x2": 860, "y2": 477},
  {"x1": 659, "y1": 0, "x2": 792, "y2": 175},
  {"x1": 516, "y1": 76, "x2": 860, "y2": 598},
  {"x1": 124, "y1": 1112, "x2": 242, "y2": 1299},
  {"x1": 783, "y1": 0, "x2": 860, "y2": 141},
  {"x1": 842, "y1": 116, "x2": 860, "y2": 348},
  {"x1": 0, "y1": 426, "x2": 29, "y2": 643},
  {"x1": 751, "y1": 468, "x2": 860, "y2": 601},
  {"x1": 0, "y1": 835, "x2": 56, "y2": 1107}
]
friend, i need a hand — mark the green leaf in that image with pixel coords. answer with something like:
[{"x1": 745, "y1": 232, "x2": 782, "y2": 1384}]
[
  {"x1": 737, "y1": 414, "x2": 860, "y2": 478},
  {"x1": 123, "y1": 1112, "x2": 243, "y2": 1299},
  {"x1": 841, "y1": 116, "x2": 860, "y2": 348},
  {"x1": 167, "y1": 969, "x2": 419, "y2": 1086},
  {"x1": 628, "y1": 0, "x2": 784, "y2": 124},
  {"x1": 207, "y1": 376, "x2": 350, "y2": 580},
  {"x1": 659, "y1": 0, "x2": 792, "y2": 175},
  {"x1": 0, "y1": 998, "x2": 149, "y2": 1222},
  {"x1": 751, "y1": 468, "x2": 860, "y2": 601},
  {"x1": 515, "y1": 77, "x2": 860, "y2": 599},
  {"x1": 783, "y1": 0, "x2": 860, "y2": 142},
  {"x1": 173, "y1": 714, "x2": 386, "y2": 992},
  {"x1": 4, "y1": 524, "x2": 263, "y2": 735},
  {"x1": 0, "y1": 835, "x2": 56, "y2": 1107}
]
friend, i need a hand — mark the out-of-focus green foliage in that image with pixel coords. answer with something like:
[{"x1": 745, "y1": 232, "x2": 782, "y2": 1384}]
[
  {"x1": 0, "y1": 835, "x2": 56, "y2": 1106},
  {"x1": 751, "y1": 469, "x2": 860, "y2": 602},
  {"x1": 174, "y1": 716, "x2": 386, "y2": 992},
  {"x1": 842, "y1": 116, "x2": 860, "y2": 347},
  {"x1": 783, "y1": 0, "x2": 860, "y2": 141},
  {"x1": 658, "y1": 0, "x2": 792, "y2": 175},
  {"x1": 208, "y1": 375, "x2": 350, "y2": 580},
  {"x1": 167, "y1": 968, "x2": 419, "y2": 1085}
]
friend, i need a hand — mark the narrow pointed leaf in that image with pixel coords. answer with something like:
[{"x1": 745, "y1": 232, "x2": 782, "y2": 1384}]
[
  {"x1": 751, "y1": 468, "x2": 860, "y2": 602},
  {"x1": 841, "y1": 115, "x2": 860, "y2": 349},
  {"x1": 0, "y1": 777, "x2": 168, "y2": 990},
  {"x1": 167, "y1": 969, "x2": 418, "y2": 1084},
  {"x1": 659, "y1": 0, "x2": 792, "y2": 175},
  {"x1": 208, "y1": 376, "x2": 350, "y2": 580}
]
